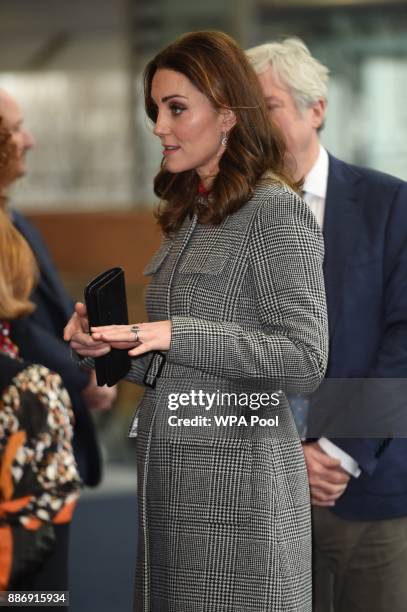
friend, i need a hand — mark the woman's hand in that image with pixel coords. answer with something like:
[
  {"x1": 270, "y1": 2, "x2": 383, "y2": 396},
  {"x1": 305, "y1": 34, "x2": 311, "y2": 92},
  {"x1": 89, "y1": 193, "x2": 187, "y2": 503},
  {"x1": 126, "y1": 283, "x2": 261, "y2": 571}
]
[
  {"x1": 90, "y1": 320, "x2": 172, "y2": 357},
  {"x1": 63, "y1": 302, "x2": 111, "y2": 358}
]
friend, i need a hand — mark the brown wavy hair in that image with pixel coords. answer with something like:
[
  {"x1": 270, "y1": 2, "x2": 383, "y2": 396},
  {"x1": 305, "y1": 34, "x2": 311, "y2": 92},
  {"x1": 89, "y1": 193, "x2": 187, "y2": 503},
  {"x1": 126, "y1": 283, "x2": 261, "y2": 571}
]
[
  {"x1": 144, "y1": 30, "x2": 298, "y2": 235},
  {"x1": 0, "y1": 116, "x2": 37, "y2": 319}
]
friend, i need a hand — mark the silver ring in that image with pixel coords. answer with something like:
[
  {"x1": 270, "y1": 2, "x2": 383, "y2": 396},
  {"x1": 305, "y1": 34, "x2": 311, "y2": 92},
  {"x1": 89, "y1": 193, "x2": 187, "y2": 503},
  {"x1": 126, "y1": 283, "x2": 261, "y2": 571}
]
[{"x1": 130, "y1": 325, "x2": 140, "y2": 343}]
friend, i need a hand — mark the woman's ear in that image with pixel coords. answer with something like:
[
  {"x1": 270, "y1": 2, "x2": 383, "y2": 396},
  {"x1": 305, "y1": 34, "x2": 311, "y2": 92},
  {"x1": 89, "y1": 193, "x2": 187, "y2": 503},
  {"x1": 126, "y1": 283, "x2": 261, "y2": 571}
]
[{"x1": 220, "y1": 108, "x2": 237, "y2": 131}]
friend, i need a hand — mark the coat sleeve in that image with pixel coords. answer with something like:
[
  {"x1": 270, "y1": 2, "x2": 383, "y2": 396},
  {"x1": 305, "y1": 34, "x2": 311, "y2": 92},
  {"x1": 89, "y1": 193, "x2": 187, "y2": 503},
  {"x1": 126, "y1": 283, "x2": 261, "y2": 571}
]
[
  {"x1": 77, "y1": 352, "x2": 151, "y2": 387},
  {"x1": 167, "y1": 193, "x2": 329, "y2": 393}
]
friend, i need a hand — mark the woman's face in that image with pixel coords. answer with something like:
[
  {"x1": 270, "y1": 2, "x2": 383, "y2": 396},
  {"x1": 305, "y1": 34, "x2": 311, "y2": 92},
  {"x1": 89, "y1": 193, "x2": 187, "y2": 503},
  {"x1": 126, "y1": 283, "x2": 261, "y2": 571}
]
[{"x1": 151, "y1": 68, "x2": 233, "y2": 183}]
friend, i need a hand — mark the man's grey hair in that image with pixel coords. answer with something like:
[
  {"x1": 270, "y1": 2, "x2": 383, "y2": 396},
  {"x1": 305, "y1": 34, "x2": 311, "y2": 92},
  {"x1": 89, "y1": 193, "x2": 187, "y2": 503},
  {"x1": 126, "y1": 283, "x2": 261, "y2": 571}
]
[{"x1": 246, "y1": 38, "x2": 329, "y2": 112}]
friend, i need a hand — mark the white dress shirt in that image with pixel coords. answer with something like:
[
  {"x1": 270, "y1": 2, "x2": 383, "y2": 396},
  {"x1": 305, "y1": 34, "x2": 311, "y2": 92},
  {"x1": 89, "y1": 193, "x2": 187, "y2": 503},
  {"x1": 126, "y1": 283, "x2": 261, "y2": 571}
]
[
  {"x1": 303, "y1": 145, "x2": 361, "y2": 478},
  {"x1": 302, "y1": 144, "x2": 328, "y2": 229}
]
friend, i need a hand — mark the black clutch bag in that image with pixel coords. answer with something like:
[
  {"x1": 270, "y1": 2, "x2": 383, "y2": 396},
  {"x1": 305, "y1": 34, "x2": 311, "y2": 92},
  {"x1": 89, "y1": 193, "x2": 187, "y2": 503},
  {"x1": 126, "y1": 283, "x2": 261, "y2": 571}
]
[{"x1": 84, "y1": 267, "x2": 131, "y2": 386}]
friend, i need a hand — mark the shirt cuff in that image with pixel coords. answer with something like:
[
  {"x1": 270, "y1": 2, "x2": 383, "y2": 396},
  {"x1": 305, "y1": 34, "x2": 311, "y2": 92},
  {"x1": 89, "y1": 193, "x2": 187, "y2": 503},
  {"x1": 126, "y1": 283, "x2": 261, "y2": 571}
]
[
  {"x1": 318, "y1": 437, "x2": 362, "y2": 478},
  {"x1": 71, "y1": 350, "x2": 94, "y2": 371}
]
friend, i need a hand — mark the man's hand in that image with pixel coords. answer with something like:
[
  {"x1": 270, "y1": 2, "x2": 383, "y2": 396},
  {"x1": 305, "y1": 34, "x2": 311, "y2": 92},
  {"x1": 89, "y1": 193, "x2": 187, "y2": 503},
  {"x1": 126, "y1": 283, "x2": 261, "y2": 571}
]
[
  {"x1": 302, "y1": 441, "x2": 351, "y2": 507},
  {"x1": 81, "y1": 370, "x2": 117, "y2": 412},
  {"x1": 64, "y1": 302, "x2": 111, "y2": 358}
]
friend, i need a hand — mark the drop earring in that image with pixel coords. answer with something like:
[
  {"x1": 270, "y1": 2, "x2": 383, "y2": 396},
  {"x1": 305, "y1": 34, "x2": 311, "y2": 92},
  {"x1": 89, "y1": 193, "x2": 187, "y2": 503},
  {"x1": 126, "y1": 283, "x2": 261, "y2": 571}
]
[{"x1": 221, "y1": 131, "x2": 228, "y2": 147}]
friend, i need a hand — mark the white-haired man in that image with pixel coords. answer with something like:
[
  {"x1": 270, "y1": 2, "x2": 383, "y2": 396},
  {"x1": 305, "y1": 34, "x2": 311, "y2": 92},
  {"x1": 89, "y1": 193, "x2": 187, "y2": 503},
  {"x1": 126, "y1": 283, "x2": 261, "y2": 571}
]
[{"x1": 247, "y1": 39, "x2": 407, "y2": 612}]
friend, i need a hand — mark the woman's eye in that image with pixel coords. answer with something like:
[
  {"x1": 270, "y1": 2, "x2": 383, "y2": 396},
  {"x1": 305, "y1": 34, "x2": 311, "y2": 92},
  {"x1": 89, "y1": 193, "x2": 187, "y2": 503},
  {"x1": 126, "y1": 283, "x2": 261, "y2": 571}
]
[{"x1": 170, "y1": 104, "x2": 185, "y2": 116}]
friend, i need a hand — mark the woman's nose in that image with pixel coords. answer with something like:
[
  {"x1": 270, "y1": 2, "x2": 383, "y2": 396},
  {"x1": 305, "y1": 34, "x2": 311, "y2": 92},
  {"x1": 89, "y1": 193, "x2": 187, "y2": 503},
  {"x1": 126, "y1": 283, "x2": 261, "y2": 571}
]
[{"x1": 153, "y1": 110, "x2": 170, "y2": 137}]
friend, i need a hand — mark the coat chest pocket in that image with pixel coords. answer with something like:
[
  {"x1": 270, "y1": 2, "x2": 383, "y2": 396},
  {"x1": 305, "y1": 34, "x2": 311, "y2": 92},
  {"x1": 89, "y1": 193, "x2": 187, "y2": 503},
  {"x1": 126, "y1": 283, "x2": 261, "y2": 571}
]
[
  {"x1": 143, "y1": 241, "x2": 172, "y2": 276},
  {"x1": 168, "y1": 437, "x2": 252, "y2": 524},
  {"x1": 177, "y1": 252, "x2": 229, "y2": 275}
]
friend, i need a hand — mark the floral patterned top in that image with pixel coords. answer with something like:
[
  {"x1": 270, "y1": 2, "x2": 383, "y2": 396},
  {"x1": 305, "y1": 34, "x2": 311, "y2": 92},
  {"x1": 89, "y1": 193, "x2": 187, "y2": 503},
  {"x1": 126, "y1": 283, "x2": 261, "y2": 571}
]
[{"x1": 0, "y1": 320, "x2": 81, "y2": 589}]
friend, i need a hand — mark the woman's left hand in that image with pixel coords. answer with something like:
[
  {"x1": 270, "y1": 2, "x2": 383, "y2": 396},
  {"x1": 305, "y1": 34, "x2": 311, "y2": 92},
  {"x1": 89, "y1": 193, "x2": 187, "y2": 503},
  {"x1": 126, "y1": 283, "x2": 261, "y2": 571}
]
[{"x1": 90, "y1": 320, "x2": 172, "y2": 357}]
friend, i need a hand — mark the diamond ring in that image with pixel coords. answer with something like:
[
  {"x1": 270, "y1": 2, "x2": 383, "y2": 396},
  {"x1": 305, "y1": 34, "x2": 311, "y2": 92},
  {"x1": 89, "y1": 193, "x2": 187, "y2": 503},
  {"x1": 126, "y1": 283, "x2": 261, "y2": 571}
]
[{"x1": 130, "y1": 325, "x2": 140, "y2": 343}]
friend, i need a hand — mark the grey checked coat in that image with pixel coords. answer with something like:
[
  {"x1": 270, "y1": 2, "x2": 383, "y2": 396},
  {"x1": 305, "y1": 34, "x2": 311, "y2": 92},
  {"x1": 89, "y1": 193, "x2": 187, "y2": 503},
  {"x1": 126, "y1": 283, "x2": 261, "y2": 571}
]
[{"x1": 127, "y1": 180, "x2": 328, "y2": 611}]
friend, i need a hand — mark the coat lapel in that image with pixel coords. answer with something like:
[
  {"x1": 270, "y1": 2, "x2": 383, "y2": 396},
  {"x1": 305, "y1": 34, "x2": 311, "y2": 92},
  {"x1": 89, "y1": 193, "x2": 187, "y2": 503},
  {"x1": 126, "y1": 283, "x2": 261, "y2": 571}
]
[
  {"x1": 323, "y1": 155, "x2": 366, "y2": 340},
  {"x1": 165, "y1": 213, "x2": 198, "y2": 318}
]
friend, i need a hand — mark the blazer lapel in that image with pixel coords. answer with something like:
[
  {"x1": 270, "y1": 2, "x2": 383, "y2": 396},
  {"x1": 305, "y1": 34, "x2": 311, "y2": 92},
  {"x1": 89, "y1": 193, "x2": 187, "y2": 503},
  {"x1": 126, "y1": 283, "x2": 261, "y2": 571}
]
[{"x1": 323, "y1": 155, "x2": 366, "y2": 340}]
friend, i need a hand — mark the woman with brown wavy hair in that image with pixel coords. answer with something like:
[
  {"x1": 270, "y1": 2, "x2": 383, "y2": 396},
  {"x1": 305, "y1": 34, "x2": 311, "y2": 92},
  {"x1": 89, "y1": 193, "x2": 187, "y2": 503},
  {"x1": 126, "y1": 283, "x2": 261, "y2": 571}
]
[
  {"x1": 0, "y1": 117, "x2": 81, "y2": 596},
  {"x1": 65, "y1": 31, "x2": 328, "y2": 611}
]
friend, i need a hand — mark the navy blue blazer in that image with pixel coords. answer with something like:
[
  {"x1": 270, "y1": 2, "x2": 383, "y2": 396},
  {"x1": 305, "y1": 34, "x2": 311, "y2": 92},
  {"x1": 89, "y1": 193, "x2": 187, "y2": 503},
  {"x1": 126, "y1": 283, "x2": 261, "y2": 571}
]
[
  {"x1": 10, "y1": 210, "x2": 102, "y2": 487},
  {"x1": 308, "y1": 155, "x2": 407, "y2": 520}
]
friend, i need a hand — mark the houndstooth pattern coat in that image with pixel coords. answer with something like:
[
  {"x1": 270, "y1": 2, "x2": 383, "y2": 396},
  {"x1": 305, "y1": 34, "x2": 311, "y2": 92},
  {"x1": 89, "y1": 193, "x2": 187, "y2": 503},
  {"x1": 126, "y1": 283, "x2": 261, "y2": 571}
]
[{"x1": 128, "y1": 180, "x2": 328, "y2": 612}]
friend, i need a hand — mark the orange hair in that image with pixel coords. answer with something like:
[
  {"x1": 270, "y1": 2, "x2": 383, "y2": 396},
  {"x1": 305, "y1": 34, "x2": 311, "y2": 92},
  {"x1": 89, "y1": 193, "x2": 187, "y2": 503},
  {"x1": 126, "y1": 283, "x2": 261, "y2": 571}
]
[
  {"x1": 0, "y1": 117, "x2": 37, "y2": 319},
  {"x1": 0, "y1": 209, "x2": 37, "y2": 319}
]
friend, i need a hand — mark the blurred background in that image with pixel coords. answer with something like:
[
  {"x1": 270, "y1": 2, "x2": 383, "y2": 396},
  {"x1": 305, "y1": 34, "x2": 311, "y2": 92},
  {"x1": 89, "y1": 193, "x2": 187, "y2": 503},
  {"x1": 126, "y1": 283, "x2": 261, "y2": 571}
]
[{"x1": 1, "y1": 0, "x2": 406, "y2": 609}]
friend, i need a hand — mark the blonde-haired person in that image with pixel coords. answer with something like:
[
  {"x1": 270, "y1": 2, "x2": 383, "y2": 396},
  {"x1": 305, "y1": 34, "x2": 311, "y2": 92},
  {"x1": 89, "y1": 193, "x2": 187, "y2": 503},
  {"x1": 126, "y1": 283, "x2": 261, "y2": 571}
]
[
  {"x1": 65, "y1": 30, "x2": 328, "y2": 611},
  {"x1": 248, "y1": 36, "x2": 407, "y2": 612},
  {"x1": 0, "y1": 118, "x2": 81, "y2": 594}
]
